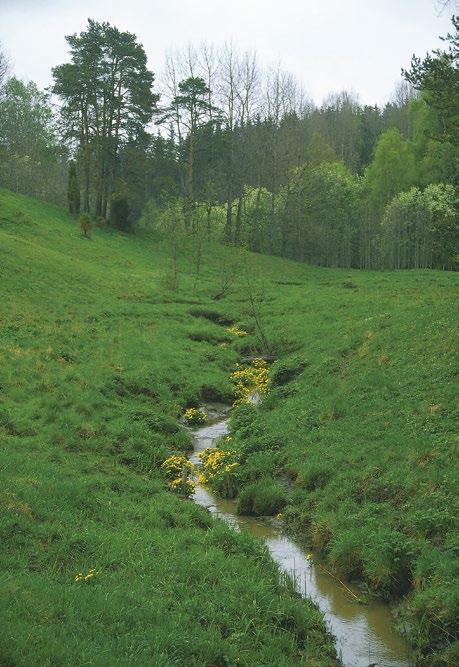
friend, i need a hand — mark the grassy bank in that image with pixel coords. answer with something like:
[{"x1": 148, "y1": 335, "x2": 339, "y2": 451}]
[
  {"x1": 0, "y1": 190, "x2": 337, "y2": 666},
  {"x1": 224, "y1": 265, "x2": 458, "y2": 664}
]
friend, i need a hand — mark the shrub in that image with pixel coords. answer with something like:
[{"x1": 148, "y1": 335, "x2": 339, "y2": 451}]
[
  {"x1": 230, "y1": 358, "x2": 270, "y2": 405},
  {"x1": 77, "y1": 213, "x2": 92, "y2": 238},
  {"x1": 404, "y1": 572, "x2": 459, "y2": 663},
  {"x1": 228, "y1": 402, "x2": 257, "y2": 435},
  {"x1": 309, "y1": 516, "x2": 335, "y2": 553},
  {"x1": 237, "y1": 479, "x2": 286, "y2": 516},
  {"x1": 160, "y1": 455, "x2": 195, "y2": 497}
]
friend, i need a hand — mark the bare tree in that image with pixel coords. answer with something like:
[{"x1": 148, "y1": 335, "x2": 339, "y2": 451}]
[
  {"x1": 198, "y1": 43, "x2": 219, "y2": 122},
  {"x1": 0, "y1": 43, "x2": 10, "y2": 100},
  {"x1": 435, "y1": 1, "x2": 459, "y2": 16},
  {"x1": 218, "y1": 43, "x2": 240, "y2": 242}
]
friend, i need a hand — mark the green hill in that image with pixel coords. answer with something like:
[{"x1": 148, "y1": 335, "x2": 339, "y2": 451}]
[{"x1": 0, "y1": 189, "x2": 457, "y2": 665}]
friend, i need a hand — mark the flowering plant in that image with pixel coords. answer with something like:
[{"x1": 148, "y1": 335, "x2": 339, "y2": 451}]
[
  {"x1": 161, "y1": 455, "x2": 196, "y2": 497},
  {"x1": 198, "y1": 442, "x2": 239, "y2": 498},
  {"x1": 183, "y1": 407, "x2": 207, "y2": 425},
  {"x1": 230, "y1": 358, "x2": 270, "y2": 405},
  {"x1": 227, "y1": 325, "x2": 248, "y2": 337}
]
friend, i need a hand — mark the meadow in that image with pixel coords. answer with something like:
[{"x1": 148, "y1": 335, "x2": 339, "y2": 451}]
[
  {"x1": 0, "y1": 190, "x2": 337, "y2": 666},
  {"x1": 0, "y1": 188, "x2": 457, "y2": 666}
]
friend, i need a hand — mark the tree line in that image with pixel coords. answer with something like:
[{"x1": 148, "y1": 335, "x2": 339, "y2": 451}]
[{"x1": 0, "y1": 16, "x2": 457, "y2": 269}]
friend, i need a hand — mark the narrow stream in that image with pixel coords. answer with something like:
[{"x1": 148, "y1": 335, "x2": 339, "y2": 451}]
[{"x1": 190, "y1": 409, "x2": 413, "y2": 667}]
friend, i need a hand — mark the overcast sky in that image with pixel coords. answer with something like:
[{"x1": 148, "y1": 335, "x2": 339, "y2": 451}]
[{"x1": 0, "y1": 0, "x2": 455, "y2": 106}]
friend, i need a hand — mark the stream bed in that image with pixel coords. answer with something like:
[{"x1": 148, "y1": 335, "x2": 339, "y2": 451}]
[{"x1": 190, "y1": 409, "x2": 414, "y2": 667}]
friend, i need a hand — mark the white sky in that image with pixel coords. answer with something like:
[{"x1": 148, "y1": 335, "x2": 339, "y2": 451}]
[{"x1": 0, "y1": 0, "x2": 455, "y2": 106}]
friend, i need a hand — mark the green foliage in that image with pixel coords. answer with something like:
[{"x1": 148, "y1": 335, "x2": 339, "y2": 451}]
[
  {"x1": 364, "y1": 128, "x2": 416, "y2": 214},
  {"x1": 0, "y1": 77, "x2": 66, "y2": 203},
  {"x1": 1, "y1": 186, "x2": 458, "y2": 663},
  {"x1": 403, "y1": 15, "x2": 459, "y2": 142},
  {"x1": 419, "y1": 139, "x2": 457, "y2": 186},
  {"x1": 237, "y1": 479, "x2": 287, "y2": 516},
  {"x1": 361, "y1": 529, "x2": 415, "y2": 599},
  {"x1": 52, "y1": 19, "x2": 158, "y2": 219},
  {"x1": 270, "y1": 355, "x2": 308, "y2": 386},
  {"x1": 279, "y1": 161, "x2": 362, "y2": 266},
  {"x1": 382, "y1": 183, "x2": 457, "y2": 269},
  {"x1": 306, "y1": 131, "x2": 337, "y2": 166},
  {"x1": 110, "y1": 193, "x2": 131, "y2": 231},
  {"x1": 215, "y1": 247, "x2": 456, "y2": 663}
]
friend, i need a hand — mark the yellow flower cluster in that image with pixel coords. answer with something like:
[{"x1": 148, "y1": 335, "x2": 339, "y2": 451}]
[
  {"x1": 230, "y1": 358, "x2": 270, "y2": 405},
  {"x1": 198, "y1": 447, "x2": 238, "y2": 485},
  {"x1": 161, "y1": 455, "x2": 194, "y2": 477},
  {"x1": 183, "y1": 407, "x2": 207, "y2": 425},
  {"x1": 169, "y1": 477, "x2": 196, "y2": 495},
  {"x1": 75, "y1": 568, "x2": 96, "y2": 583},
  {"x1": 227, "y1": 325, "x2": 248, "y2": 337},
  {"x1": 161, "y1": 455, "x2": 196, "y2": 497}
]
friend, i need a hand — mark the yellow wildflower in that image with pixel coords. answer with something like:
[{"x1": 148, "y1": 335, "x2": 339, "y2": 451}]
[
  {"x1": 183, "y1": 407, "x2": 207, "y2": 425},
  {"x1": 227, "y1": 325, "x2": 248, "y2": 337}
]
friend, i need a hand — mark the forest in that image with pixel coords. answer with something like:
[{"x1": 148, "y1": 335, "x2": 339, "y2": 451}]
[{"x1": 0, "y1": 16, "x2": 457, "y2": 270}]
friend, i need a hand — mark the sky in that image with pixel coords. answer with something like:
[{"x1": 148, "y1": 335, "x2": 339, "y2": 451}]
[{"x1": 0, "y1": 0, "x2": 456, "y2": 106}]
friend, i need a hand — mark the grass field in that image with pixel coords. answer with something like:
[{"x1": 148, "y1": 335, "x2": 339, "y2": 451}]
[
  {"x1": 0, "y1": 190, "x2": 337, "y2": 666},
  {"x1": 0, "y1": 188, "x2": 457, "y2": 665}
]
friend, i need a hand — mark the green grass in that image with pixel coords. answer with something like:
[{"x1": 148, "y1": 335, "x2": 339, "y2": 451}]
[
  {"x1": 225, "y1": 262, "x2": 458, "y2": 665},
  {"x1": 0, "y1": 190, "x2": 336, "y2": 666},
  {"x1": 0, "y1": 188, "x2": 457, "y2": 665}
]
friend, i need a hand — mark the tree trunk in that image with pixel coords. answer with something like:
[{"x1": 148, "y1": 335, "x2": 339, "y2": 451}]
[{"x1": 234, "y1": 195, "x2": 243, "y2": 245}]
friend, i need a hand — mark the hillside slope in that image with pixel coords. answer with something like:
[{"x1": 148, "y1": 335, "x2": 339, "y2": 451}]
[
  {"x1": 0, "y1": 190, "x2": 337, "y2": 666},
  {"x1": 0, "y1": 189, "x2": 457, "y2": 666}
]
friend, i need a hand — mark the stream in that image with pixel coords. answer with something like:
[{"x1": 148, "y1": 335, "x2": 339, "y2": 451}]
[{"x1": 189, "y1": 407, "x2": 413, "y2": 667}]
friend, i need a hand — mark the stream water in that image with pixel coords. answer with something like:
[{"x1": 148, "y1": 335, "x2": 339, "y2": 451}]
[{"x1": 190, "y1": 409, "x2": 413, "y2": 667}]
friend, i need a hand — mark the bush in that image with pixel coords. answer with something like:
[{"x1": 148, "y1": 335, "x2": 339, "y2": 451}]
[
  {"x1": 77, "y1": 213, "x2": 92, "y2": 238},
  {"x1": 237, "y1": 479, "x2": 286, "y2": 516}
]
